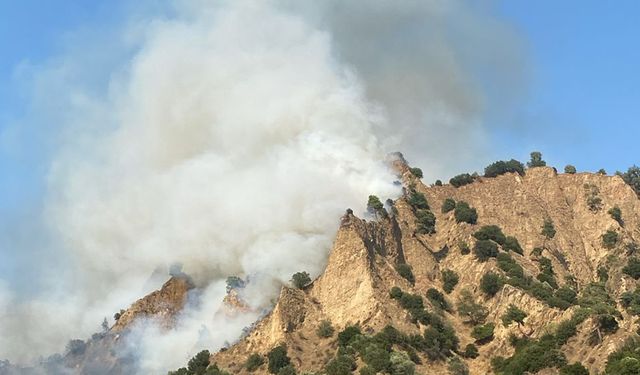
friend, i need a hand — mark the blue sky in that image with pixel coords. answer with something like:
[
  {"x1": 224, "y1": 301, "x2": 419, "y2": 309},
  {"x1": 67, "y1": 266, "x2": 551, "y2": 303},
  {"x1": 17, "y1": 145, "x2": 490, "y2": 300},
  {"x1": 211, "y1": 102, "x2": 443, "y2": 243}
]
[{"x1": 0, "y1": 1, "x2": 638, "y2": 258}]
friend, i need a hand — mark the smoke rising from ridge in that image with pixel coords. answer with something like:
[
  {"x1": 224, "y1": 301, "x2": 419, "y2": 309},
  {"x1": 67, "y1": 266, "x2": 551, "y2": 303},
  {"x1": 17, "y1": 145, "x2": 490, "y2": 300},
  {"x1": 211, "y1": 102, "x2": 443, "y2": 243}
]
[{"x1": 0, "y1": 0, "x2": 525, "y2": 372}]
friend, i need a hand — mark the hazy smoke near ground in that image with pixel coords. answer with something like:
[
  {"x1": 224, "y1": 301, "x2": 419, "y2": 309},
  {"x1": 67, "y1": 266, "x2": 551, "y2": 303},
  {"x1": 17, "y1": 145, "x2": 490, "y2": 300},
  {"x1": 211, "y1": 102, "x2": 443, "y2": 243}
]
[{"x1": 0, "y1": 0, "x2": 525, "y2": 372}]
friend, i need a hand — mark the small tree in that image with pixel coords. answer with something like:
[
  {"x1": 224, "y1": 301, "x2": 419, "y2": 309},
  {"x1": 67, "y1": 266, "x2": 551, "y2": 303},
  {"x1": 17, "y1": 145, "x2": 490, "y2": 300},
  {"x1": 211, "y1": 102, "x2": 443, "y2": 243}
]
[
  {"x1": 564, "y1": 165, "x2": 577, "y2": 174},
  {"x1": 187, "y1": 350, "x2": 211, "y2": 374},
  {"x1": 609, "y1": 206, "x2": 623, "y2": 226},
  {"x1": 527, "y1": 151, "x2": 546, "y2": 168},
  {"x1": 454, "y1": 201, "x2": 478, "y2": 224},
  {"x1": 441, "y1": 198, "x2": 456, "y2": 213},
  {"x1": 474, "y1": 240, "x2": 499, "y2": 262},
  {"x1": 449, "y1": 173, "x2": 475, "y2": 188},
  {"x1": 435, "y1": 180, "x2": 443, "y2": 186},
  {"x1": 447, "y1": 357, "x2": 469, "y2": 375},
  {"x1": 101, "y1": 317, "x2": 109, "y2": 332},
  {"x1": 501, "y1": 304, "x2": 527, "y2": 326},
  {"x1": 457, "y1": 289, "x2": 488, "y2": 325},
  {"x1": 463, "y1": 344, "x2": 479, "y2": 359},
  {"x1": 503, "y1": 236, "x2": 523, "y2": 255},
  {"x1": 407, "y1": 190, "x2": 429, "y2": 210},
  {"x1": 560, "y1": 363, "x2": 589, "y2": 375},
  {"x1": 473, "y1": 225, "x2": 506, "y2": 245},
  {"x1": 622, "y1": 165, "x2": 640, "y2": 197},
  {"x1": 459, "y1": 241, "x2": 471, "y2": 255},
  {"x1": 367, "y1": 195, "x2": 386, "y2": 218},
  {"x1": 471, "y1": 323, "x2": 495, "y2": 344},
  {"x1": 623, "y1": 258, "x2": 640, "y2": 280},
  {"x1": 291, "y1": 272, "x2": 311, "y2": 289},
  {"x1": 246, "y1": 354, "x2": 265, "y2": 372},
  {"x1": 409, "y1": 167, "x2": 423, "y2": 179},
  {"x1": 226, "y1": 276, "x2": 246, "y2": 293},
  {"x1": 316, "y1": 320, "x2": 335, "y2": 338},
  {"x1": 267, "y1": 345, "x2": 291, "y2": 374},
  {"x1": 484, "y1": 159, "x2": 525, "y2": 178},
  {"x1": 396, "y1": 264, "x2": 415, "y2": 285},
  {"x1": 541, "y1": 218, "x2": 556, "y2": 239},
  {"x1": 277, "y1": 366, "x2": 296, "y2": 375},
  {"x1": 597, "y1": 168, "x2": 607, "y2": 175},
  {"x1": 480, "y1": 272, "x2": 503, "y2": 297},
  {"x1": 426, "y1": 288, "x2": 450, "y2": 311},
  {"x1": 415, "y1": 209, "x2": 437, "y2": 234},
  {"x1": 441, "y1": 269, "x2": 459, "y2": 294},
  {"x1": 602, "y1": 230, "x2": 619, "y2": 249}
]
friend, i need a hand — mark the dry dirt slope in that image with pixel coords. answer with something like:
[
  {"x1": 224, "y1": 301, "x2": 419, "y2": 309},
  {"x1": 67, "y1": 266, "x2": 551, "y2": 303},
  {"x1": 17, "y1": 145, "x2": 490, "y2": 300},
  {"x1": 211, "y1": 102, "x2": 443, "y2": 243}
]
[{"x1": 208, "y1": 163, "x2": 640, "y2": 375}]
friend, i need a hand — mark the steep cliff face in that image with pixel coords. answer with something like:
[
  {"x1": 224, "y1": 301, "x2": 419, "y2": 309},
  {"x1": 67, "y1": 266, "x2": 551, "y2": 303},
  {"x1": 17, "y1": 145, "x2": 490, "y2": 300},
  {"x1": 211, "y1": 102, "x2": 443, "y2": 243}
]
[{"x1": 209, "y1": 164, "x2": 640, "y2": 374}]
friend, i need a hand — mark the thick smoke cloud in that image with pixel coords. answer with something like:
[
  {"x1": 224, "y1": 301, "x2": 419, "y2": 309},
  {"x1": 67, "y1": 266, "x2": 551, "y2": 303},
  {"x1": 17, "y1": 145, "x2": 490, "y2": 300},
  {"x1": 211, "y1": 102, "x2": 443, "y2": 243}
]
[{"x1": 0, "y1": 0, "x2": 524, "y2": 372}]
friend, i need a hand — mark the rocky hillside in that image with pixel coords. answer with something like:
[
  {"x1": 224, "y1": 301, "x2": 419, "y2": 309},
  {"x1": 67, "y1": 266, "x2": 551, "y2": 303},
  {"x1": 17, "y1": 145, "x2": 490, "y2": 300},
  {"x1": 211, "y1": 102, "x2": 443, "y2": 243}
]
[{"x1": 205, "y1": 157, "x2": 640, "y2": 375}]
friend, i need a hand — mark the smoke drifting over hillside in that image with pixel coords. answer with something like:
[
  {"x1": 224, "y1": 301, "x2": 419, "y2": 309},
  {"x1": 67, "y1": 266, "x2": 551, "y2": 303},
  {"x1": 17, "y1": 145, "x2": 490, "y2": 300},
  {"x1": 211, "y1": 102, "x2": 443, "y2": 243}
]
[{"x1": 0, "y1": 0, "x2": 524, "y2": 372}]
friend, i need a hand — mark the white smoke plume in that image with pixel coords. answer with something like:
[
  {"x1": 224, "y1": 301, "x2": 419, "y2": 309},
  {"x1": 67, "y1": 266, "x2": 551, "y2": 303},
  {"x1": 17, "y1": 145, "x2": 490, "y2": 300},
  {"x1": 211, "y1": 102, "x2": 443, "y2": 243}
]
[{"x1": 0, "y1": 0, "x2": 524, "y2": 372}]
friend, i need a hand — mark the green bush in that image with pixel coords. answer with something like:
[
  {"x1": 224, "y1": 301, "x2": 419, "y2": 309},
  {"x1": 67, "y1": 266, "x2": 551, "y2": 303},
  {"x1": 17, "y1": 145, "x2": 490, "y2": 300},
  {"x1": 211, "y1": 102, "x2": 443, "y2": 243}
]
[
  {"x1": 474, "y1": 240, "x2": 499, "y2": 262},
  {"x1": 441, "y1": 198, "x2": 456, "y2": 213},
  {"x1": 597, "y1": 314, "x2": 619, "y2": 334},
  {"x1": 480, "y1": 272, "x2": 503, "y2": 297},
  {"x1": 291, "y1": 272, "x2": 311, "y2": 289},
  {"x1": 608, "y1": 206, "x2": 623, "y2": 226},
  {"x1": 268, "y1": 345, "x2": 291, "y2": 374},
  {"x1": 564, "y1": 165, "x2": 577, "y2": 174},
  {"x1": 277, "y1": 366, "x2": 296, "y2": 375},
  {"x1": 501, "y1": 305, "x2": 527, "y2": 326},
  {"x1": 623, "y1": 258, "x2": 640, "y2": 279},
  {"x1": 503, "y1": 236, "x2": 523, "y2": 255},
  {"x1": 435, "y1": 180, "x2": 443, "y2": 186},
  {"x1": 457, "y1": 289, "x2": 488, "y2": 325},
  {"x1": 416, "y1": 209, "x2": 437, "y2": 234},
  {"x1": 484, "y1": 159, "x2": 525, "y2": 178},
  {"x1": 471, "y1": 323, "x2": 495, "y2": 344},
  {"x1": 423, "y1": 324, "x2": 459, "y2": 360},
  {"x1": 527, "y1": 151, "x2": 546, "y2": 168},
  {"x1": 245, "y1": 354, "x2": 265, "y2": 372},
  {"x1": 367, "y1": 195, "x2": 385, "y2": 216},
  {"x1": 362, "y1": 345, "x2": 391, "y2": 373},
  {"x1": 426, "y1": 288, "x2": 450, "y2": 311},
  {"x1": 390, "y1": 352, "x2": 416, "y2": 375},
  {"x1": 584, "y1": 184, "x2": 603, "y2": 212},
  {"x1": 463, "y1": 344, "x2": 479, "y2": 359},
  {"x1": 473, "y1": 225, "x2": 506, "y2": 245},
  {"x1": 317, "y1": 320, "x2": 335, "y2": 338},
  {"x1": 454, "y1": 202, "x2": 478, "y2": 224},
  {"x1": 447, "y1": 357, "x2": 469, "y2": 375},
  {"x1": 325, "y1": 354, "x2": 356, "y2": 375},
  {"x1": 496, "y1": 253, "x2": 524, "y2": 278},
  {"x1": 409, "y1": 167, "x2": 423, "y2": 179},
  {"x1": 338, "y1": 326, "x2": 362, "y2": 347},
  {"x1": 407, "y1": 190, "x2": 429, "y2": 210},
  {"x1": 605, "y1": 337, "x2": 640, "y2": 374},
  {"x1": 597, "y1": 265, "x2": 609, "y2": 283},
  {"x1": 622, "y1": 165, "x2": 640, "y2": 198},
  {"x1": 450, "y1": 173, "x2": 475, "y2": 188},
  {"x1": 390, "y1": 286, "x2": 403, "y2": 299},
  {"x1": 441, "y1": 269, "x2": 459, "y2": 294},
  {"x1": 598, "y1": 168, "x2": 607, "y2": 175},
  {"x1": 541, "y1": 218, "x2": 556, "y2": 239},
  {"x1": 396, "y1": 264, "x2": 415, "y2": 285},
  {"x1": 602, "y1": 230, "x2": 619, "y2": 249},
  {"x1": 459, "y1": 241, "x2": 471, "y2": 255}
]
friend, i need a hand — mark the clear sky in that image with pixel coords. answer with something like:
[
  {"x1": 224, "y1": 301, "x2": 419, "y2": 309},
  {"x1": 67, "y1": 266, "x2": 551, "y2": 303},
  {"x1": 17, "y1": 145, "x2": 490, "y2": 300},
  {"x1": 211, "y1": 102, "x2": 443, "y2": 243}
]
[{"x1": 0, "y1": 0, "x2": 638, "y2": 257}]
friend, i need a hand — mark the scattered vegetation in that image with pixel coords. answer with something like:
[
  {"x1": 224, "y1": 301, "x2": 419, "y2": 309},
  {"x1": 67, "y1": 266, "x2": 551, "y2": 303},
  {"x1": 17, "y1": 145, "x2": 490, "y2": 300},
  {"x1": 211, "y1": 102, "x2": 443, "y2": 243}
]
[
  {"x1": 501, "y1": 305, "x2": 527, "y2": 326},
  {"x1": 407, "y1": 189, "x2": 436, "y2": 234},
  {"x1": 608, "y1": 206, "x2": 623, "y2": 226},
  {"x1": 623, "y1": 258, "x2": 640, "y2": 280},
  {"x1": 605, "y1": 337, "x2": 640, "y2": 374},
  {"x1": 291, "y1": 271, "x2": 311, "y2": 289},
  {"x1": 449, "y1": 173, "x2": 475, "y2": 188},
  {"x1": 584, "y1": 184, "x2": 603, "y2": 212},
  {"x1": 484, "y1": 159, "x2": 525, "y2": 177},
  {"x1": 396, "y1": 264, "x2": 415, "y2": 285},
  {"x1": 560, "y1": 363, "x2": 588, "y2": 375},
  {"x1": 541, "y1": 218, "x2": 556, "y2": 239},
  {"x1": 602, "y1": 230, "x2": 619, "y2": 249},
  {"x1": 527, "y1": 151, "x2": 547, "y2": 168},
  {"x1": 168, "y1": 350, "x2": 230, "y2": 375},
  {"x1": 441, "y1": 269, "x2": 459, "y2": 294},
  {"x1": 454, "y1": 201, "x2": 478, "y2": 224},
  {"x1": 441, "y1": 198, "x2": 456, "y2": 213},
  {"x1": 316, "y1": 320, "x2": 335, "y2": 338},
  {"x1": 447, "y1": 357, "x2": 469, "y2": 375},
  {"x1": 564, "y1": 165, "x2": 577, "y2": 174},
  {"x1": 474, "y1": 240, "x2": 499, "y2": 262},
  {"x1": 457, "y1": 289, "x2": 488, "y2": 325},
  {"x1": 458, "y1": 241, "x2": 471, "y2": 255}
]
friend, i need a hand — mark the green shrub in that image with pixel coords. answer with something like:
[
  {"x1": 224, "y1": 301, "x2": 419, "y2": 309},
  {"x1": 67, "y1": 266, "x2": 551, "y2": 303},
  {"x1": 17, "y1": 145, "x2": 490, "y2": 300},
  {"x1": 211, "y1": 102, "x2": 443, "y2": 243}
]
[
  {"x1": 501, "y1": 305, "x2": 527, "y2": 326},
  {"x1": 226, "y1": 276, "x2": 246, "y2": 292},
  {"x1": 362, "y1": 345, "x2": 391, "y2": 373},
  {"x1": 457, "y1": 289, "x2": 488, "y2": 325},
  {"x1": 426, "y1": 288, "x2": 450, "y2": 311},
  {"x1": 450, "y1": 173, "x2": 475, "y2": 188},
  {"x1": 390, "y1": 286, "x2": 403, "y2": 300},
  {"x1": 609, "y1": 206, "x2": 623, "y2": 226},
  {"x1": 338, "y1": 326, "x2": 362, "y2": 347},
  {"x1": 554, "y1": 286, "x2": 577, "y2": 305},
  {"x1": 597, "y1": 314, "x2": 619, "y2": 334},
  {"x1": 325, "y1": 354, "x2": 356, "y2": 375},
  {"x1": 480, "y1": 272, "x2": 503, "y2": 297},
  {"x1": 541, "y1": 218, "x2": 556, "y2": 239},
  {"x1": 564, "y1": 165, "x2": 577, "y2": 174},
  {"x1": 409, "y1": 167, "x2": 423, "y2": 179},
  {"x1": 390, "y1": 351, "x2": 416, "y2": 375},
  {"x1": 496, "y1": 253, "x2": 524, "y2": 278},
  {"x1": 291, "y1": 272, "x2": 311, "y2": 289},
  {"x1": 447, "y1": 357, "x2": 469, "y2": 375},
  {"x1": 277, "y1": 366, "x2": 296, "y2": 375},
  {"x1": 245, "y1": 354, "x2": 265, "y2": 372},
  {"x1": 463, "y1": 344, "x2": 479, "y2": 359},
  {"x1": 623, "y1": 258, "x2": 640, "y2": 279},
  {"x1": 441, "y1": 269, "x2": 459, "y2": 294},
  {"x1": 474, "y1": 240, "x2": 499, "y2": 262},
  {"x1": 503, "y1": 236, "x2": 523, "y2": 255},
  {"x1": 473, "y1": 225, "x2": 506, "y2": 245},
  {"x1": 423, "y1": 324, "x2": 459, "y2": 360},
  {"x1": 396, "y1": 264, "x2": 415, "y2": 285},
  {"x1": 441, "y1": 198, "x2": 456, "y2": 213},
  {"x1": 602, "y1": 230, "x2": 619, "y2": 249},
  {"x1": 622, "y1": 165, "x2": 640, "y2": 198},
  {"x1": 484, "y1": 159, "x2": 525, "y2": 177},
  {"x1": 367, "y1": 195, "x2": 385, "y2": 217},
  {"x1": 267, "y1": 345, "x2": 291, "y2": 374},
  {"x1": 415, "y1": 209, "x2": 436, "y2": 234},
  {"x1": 527, "y1": 151, "x2": 546, "y2": 168},
  {"x1": 459, "y1": 241, "x2": 471, "y2": 255},
  {"x1": 317, "y1": 320, "x2": 335, "y2": 338},
  {"x1": 605, "y1": 337, "x2": 640, "y2": 374},
  {"x1": 454, "y1": 201, "x2": 478, "y2": 224},
  {"x1": 597, "y1": 265, "x2": 609, "y2": 283},
  {"x1": 584, "y1": 184, "x2": 603, "y2": 212},
  {"x1": 407, "y1": 190, "x2": 429, "y2": 210},
  {"x1": 598, "y1": 168, "x2": 607, "y2": 175},
  {"x1": 435, "y1": 180, "x2": 443, "y2": 186},
  {"x1": 471, "y1": 323, "x2": 495, "y2": 344}
]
